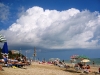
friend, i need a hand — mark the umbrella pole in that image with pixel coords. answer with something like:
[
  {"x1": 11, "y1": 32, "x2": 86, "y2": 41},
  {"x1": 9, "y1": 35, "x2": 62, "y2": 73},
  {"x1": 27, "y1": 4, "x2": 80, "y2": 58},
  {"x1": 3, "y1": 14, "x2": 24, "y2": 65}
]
[{"x1": 83, "y1": 62, "x2": 85, "y2": 66}]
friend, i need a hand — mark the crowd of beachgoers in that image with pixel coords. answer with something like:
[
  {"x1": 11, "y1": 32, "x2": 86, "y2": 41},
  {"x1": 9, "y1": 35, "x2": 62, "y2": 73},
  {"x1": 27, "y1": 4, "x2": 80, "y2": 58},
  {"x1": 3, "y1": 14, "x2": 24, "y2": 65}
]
[{"x1": 0, "y1": 55, "x2": 100, "y2": 75}]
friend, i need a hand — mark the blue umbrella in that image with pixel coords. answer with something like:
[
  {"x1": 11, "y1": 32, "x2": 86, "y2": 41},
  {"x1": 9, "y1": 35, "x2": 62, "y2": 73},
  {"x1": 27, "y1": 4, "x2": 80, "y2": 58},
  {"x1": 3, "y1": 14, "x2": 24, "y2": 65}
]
[{"x1": 2, "y1": 42, "x2": 9, "y2": 55}]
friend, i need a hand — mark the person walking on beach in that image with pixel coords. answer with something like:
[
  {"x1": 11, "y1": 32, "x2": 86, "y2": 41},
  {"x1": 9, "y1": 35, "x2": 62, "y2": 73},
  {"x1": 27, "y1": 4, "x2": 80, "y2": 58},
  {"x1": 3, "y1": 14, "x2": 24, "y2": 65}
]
[{"x1": 92, "y1": 61, "x2": 95, "y2": 66}]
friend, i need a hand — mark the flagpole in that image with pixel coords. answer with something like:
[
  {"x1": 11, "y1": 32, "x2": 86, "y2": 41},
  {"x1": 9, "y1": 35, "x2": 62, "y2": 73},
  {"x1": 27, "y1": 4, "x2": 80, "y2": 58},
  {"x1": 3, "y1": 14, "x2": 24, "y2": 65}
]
[
  {"x1": 33, "y1": 47, "x2": 36, "y2": 61},
  {"x1": 26, "y1": 50, "x2": 27, "y2": 59},
  {"x1": 19, "y1": 48, "x2": 22, "y2": 59}
]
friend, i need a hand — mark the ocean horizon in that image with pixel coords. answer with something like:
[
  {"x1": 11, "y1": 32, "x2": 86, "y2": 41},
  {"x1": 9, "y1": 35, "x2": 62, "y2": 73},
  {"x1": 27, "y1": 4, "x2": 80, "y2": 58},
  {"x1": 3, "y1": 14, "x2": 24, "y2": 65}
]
[{"x1": 21, "y1": 49, "x2": 100, "y2": 61}]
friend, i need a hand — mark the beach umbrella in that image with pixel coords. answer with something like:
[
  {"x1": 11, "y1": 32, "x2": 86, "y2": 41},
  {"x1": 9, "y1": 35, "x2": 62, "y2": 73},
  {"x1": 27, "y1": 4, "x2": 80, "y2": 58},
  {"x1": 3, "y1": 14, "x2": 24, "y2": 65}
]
[
  {"x1": 70, "y1": 55, "x2": 79, "y2": 59},
  {"x1": 0, "y1": 34, "x2": 6, "y2": 42},
  {"x1": 1, "y1": 42, "x2": 9, "y2": 55},
  {"x1": 49, "y1": 58, "x2": 60, "y2": 61},
  {"x1": 77, "y1": 55, "x2": 89, "y2": 59},
  {"x1": 81, "y1": 59, "x2": 90, "y2": 62}
]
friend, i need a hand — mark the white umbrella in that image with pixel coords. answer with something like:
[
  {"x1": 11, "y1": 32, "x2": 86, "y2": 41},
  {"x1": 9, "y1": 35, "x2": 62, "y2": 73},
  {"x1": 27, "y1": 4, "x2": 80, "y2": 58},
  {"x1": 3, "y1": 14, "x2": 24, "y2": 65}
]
[
  {"x1": 0, "y1": 34, "x2": 6, "y2": 42},
  {"x1": 81, "y1": 59, "x2": 90, "y2": 62},
  {"x1": 49, "y1": 58, "x2": 60, "y2": 61}
]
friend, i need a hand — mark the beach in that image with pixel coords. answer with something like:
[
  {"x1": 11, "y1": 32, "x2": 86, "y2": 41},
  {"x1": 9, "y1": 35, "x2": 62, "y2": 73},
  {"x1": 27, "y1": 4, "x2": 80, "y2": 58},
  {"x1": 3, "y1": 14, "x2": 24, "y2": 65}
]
[{"x1": 0, "y1": 62, "x2": 99, "y2": 75}]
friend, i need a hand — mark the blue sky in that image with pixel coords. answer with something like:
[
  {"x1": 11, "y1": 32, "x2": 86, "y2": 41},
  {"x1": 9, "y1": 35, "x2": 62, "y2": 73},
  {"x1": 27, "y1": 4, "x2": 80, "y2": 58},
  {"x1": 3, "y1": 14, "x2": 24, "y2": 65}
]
[
  {"x1": 0, "y1": 0, "x2": 100, "y2": 50},
  {"x1": 0, "y1": 0, "x2": 100, "y2": 29}
]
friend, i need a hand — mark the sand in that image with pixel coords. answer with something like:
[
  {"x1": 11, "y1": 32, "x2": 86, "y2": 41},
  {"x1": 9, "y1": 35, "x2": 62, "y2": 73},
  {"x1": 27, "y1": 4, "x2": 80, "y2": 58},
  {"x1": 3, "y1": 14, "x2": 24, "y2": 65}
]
[{"x1": 0, "y1": 62, "x2": 99, "y2": 75}]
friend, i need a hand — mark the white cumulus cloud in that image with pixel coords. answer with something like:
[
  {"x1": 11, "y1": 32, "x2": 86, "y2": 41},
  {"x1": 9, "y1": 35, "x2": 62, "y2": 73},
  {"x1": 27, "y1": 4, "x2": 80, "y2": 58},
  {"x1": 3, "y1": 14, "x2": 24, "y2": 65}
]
[{"x1": 1, "y1": 6, "x2": 100, "y2": 50}]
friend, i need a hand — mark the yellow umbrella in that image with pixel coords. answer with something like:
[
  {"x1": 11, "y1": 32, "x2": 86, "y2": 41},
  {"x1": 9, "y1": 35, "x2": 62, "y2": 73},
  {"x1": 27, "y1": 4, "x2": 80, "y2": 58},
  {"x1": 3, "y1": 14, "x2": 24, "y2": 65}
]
[{"x1": 81, "y1": 59, "x2": 90, "y2": 62}]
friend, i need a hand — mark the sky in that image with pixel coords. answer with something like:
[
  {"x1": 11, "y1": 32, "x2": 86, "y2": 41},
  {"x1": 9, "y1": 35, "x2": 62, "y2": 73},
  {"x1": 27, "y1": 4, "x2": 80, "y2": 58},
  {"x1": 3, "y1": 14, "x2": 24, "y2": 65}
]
[{"x1": 0, "y1": 0, "x2": 100, "y2": 51}]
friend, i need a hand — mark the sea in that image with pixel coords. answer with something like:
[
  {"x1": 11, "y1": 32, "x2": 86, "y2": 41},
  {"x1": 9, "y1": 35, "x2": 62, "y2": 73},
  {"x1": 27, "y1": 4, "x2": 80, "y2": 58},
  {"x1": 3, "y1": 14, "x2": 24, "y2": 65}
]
[{"x1": 21, "y1": 49, "x2": 100, "y2": 66}]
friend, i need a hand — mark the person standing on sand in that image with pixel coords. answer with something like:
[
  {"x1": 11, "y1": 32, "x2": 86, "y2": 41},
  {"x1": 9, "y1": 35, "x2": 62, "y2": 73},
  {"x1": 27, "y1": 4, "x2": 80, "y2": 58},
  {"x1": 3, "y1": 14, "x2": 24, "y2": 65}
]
[{"x1": 92, "y1": 61, "x2": 95, "y2": 66}]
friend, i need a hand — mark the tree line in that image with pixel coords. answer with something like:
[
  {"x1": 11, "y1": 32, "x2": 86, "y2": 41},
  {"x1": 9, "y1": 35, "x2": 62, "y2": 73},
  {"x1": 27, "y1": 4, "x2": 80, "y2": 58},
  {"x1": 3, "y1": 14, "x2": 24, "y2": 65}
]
[{"x1": 0, "y1": 47, "x2": 24, "y2": 59}]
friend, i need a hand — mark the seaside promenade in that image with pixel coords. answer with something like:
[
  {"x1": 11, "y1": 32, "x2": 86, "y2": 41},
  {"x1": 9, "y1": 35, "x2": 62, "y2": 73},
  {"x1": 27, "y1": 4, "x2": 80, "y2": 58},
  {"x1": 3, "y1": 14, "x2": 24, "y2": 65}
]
[{"x1": 0, "y1": 61, "x2": 99, "y2": 75}]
